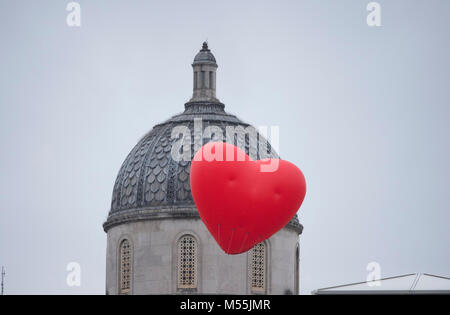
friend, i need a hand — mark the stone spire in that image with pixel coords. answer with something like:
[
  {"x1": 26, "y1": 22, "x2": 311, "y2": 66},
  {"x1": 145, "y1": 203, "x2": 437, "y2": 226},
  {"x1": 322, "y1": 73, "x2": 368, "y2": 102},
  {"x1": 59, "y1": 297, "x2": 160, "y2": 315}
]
[{"x1": 190, "y1": 42, "x2": 219, "y2": 103}]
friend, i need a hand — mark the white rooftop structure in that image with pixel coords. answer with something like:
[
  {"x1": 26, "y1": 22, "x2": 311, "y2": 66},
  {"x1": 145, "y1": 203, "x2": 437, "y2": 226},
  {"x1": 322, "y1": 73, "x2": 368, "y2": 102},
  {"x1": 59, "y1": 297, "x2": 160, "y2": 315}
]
[{"x1": 313, "y1": 273, "x2": 450, "y2": 295}]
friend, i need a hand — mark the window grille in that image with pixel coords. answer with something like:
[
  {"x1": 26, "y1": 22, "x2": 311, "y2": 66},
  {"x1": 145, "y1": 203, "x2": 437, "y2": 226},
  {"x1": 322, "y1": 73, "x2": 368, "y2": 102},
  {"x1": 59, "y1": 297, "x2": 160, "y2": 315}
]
[
  {"x1": 250, "y1": 242, "x2": 266, "y2": 293},
  {"x1": 119, "y1": 239, "x2": 132, "y2": 294},
  {"x1": 295, "y1": 243, "x2": 300, "y2": 294},
  {"x1": 177, "y1": 235, "x2": 198, "y2": 289}
]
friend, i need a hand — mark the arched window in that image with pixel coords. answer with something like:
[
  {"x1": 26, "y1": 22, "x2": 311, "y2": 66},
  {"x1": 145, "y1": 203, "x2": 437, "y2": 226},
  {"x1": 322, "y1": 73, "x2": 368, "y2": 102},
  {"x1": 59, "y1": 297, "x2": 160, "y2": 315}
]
[
  {"x1": 119, "y1": 239, "x2": 132, "y2": 294},
  {"x1": 295, "y1": 243, "x2": 300, "y2": 295},
  {"x1": 249, "y1": 242, "x2": 267, "y2": 293},
  {"x1": 177, "y1": 235, "x2": 198, "y2": 290}
]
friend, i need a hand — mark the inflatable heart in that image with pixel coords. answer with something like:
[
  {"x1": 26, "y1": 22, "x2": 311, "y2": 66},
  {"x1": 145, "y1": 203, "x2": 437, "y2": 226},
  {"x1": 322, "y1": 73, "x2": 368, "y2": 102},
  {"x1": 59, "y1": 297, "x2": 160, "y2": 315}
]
[{"x1": 190, "y1": 142, "x2": 306, "y2": 255}]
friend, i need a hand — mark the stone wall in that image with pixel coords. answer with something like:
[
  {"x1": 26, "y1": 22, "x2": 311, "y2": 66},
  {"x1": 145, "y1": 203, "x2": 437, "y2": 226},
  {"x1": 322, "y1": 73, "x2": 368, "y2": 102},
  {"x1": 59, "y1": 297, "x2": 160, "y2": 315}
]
[{"x1": 106, "y1": 217, "x2": 300, "y2": 295}]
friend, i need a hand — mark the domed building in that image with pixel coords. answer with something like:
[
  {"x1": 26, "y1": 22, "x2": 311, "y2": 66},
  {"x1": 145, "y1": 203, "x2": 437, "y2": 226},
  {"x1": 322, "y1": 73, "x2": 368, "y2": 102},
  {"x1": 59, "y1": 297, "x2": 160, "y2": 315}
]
[{"x1": 103, "y1": 43, "x2": 303, "y2": 295}]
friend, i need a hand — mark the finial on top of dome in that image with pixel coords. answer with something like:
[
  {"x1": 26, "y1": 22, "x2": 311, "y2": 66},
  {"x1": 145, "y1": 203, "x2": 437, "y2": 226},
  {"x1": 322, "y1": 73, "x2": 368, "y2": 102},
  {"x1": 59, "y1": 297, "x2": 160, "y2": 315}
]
[{"x1": 190, "y1": 41, "x2": 219, "y2": 103}]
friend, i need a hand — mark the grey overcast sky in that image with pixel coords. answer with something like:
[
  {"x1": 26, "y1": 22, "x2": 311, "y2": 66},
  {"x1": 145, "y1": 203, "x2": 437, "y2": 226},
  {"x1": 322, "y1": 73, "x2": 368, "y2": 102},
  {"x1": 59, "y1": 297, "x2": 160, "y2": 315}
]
[{"x1": 0, "y1": 0, "x2": 449, "y2": 294}]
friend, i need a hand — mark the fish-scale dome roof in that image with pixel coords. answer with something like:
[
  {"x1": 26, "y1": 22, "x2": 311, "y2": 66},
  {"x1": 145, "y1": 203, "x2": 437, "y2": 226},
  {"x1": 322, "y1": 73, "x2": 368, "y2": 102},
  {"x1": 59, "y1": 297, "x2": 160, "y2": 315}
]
[{"x1": 104, "y1": 102, "x2": 302, "y2": 232}]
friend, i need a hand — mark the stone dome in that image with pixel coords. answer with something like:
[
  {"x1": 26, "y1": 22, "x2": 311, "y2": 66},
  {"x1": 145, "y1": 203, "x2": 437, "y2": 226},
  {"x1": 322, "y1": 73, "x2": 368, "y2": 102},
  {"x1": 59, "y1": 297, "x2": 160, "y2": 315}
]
[
  {"x1": 103, "y1": 44, "x2": 302, "y2": 234},
  {"x1": 193, "y1": 42, "x2": 217, "y2": 65}
]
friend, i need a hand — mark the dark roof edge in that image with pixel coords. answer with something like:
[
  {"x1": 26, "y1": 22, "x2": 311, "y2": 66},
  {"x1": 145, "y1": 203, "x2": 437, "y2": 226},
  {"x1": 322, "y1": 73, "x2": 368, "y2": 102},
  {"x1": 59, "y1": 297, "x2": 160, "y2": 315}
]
[{"x1": 103, "y1": 206, "x2": 303, "y2": 235}]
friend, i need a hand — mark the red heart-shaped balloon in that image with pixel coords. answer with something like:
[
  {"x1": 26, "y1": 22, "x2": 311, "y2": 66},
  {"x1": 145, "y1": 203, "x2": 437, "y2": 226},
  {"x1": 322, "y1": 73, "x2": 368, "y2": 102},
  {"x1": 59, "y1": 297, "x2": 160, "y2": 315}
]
[{"x1": 190, "y1": 142, "x2": 306, "y2": 254}]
